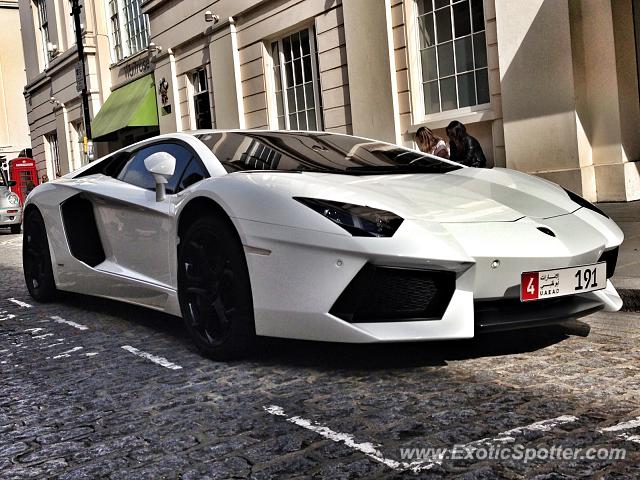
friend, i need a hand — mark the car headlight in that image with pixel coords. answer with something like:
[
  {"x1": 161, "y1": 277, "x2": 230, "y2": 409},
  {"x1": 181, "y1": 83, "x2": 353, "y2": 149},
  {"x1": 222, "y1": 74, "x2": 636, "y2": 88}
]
[
  {"x1": 7, "y1": 194, "x2": 19, "y2": 206},
  {"x1": 294, "y1": 197, "x2": 404, "y2": 237},
  {"x1": 563, "y1": 188, "x2": 609, "y2": 219}
]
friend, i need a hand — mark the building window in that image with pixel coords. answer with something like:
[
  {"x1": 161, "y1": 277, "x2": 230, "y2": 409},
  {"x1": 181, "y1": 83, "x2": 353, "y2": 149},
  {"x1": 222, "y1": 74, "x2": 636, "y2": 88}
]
[
  {"x1": 123, "y1": 0, "x2": 148, "y2": 55},
  {"x1": 34, "y1": 0, "x2": 51, "y2": 68},
  {"x1": 46, "y1": 133, "x2": 61, "y2": 178},
  {"x1": 106, "y1": 0, "x2": 148, "y2": 62},
  {"x1": 417, "y1": 0, "x2": 489, "y2": 114},
  {"x1": 108, "y1": 0, "x2": 123, "y2": 60},
  {"x1": 68, "y1": 0, "x2": 76, "y2": 39},
  {"x1": 271, "y1": 27, "x2": 322, "y2": 131},
  {"x1": 191, "y1": 69, "x2": 212, "y2": 129}
]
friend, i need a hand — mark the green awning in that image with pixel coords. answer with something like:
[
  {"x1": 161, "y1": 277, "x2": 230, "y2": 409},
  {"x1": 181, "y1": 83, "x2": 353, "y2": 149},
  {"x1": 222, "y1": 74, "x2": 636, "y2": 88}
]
[{"x1": 91, "y1": 74, "x2": 158, "y2": 140}]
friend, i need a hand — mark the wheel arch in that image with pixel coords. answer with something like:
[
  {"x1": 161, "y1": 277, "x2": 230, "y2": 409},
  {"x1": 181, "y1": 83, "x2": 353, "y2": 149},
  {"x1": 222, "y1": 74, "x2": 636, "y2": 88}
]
[
  {"x1": 23, "y1": 203, "x2": 41, "y2": 221},
  {"x1": 177, "y1": 196, "x2": 243, "y2": 247}
]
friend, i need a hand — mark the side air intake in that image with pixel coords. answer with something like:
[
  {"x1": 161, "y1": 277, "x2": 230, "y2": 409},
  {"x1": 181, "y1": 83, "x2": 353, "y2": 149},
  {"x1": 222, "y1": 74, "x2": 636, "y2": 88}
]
[{"x1": 60, "y1": 195, "x2": 106, "y2": 267}]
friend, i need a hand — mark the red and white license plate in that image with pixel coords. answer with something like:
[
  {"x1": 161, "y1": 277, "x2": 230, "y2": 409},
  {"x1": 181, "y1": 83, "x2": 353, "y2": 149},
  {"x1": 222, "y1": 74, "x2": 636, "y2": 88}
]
[{"x1": 521, "y1": 262, "x2": 607, "y2": 302}]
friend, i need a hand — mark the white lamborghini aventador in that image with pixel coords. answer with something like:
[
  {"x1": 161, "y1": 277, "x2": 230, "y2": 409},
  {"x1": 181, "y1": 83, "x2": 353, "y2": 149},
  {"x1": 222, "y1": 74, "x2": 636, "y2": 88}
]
[{"x1": 22, "y1": 130, "x2": 623, "y2": 359}]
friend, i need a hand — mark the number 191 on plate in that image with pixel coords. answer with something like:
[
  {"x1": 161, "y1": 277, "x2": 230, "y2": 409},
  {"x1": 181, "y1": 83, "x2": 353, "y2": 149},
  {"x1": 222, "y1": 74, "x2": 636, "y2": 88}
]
[{"x1": 521, "y1": 262, "x2": 607, "y2": 302}]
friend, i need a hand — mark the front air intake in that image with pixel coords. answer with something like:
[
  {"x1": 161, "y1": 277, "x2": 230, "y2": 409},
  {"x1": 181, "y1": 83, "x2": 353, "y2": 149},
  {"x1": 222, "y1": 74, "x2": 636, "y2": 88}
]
[
  {"x1": 330, "y1": 264, "x2": 456, "y2": 323},
  {"x1": 598, "y1": 247, "x2": 618, "y2": 279}
]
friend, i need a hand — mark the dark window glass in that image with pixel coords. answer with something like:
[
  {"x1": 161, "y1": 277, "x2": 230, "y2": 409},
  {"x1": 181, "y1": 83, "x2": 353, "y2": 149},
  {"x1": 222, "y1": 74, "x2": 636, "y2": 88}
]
[
  {"x1": 194, "y1": 92, "x2": 212, "y2": 129},
  {"x1": 422, "y1": 47, "x2": 438, "y2": 81},
  {"x1": 196, "y1": 131, "x2": 461, "y2": 175},
  {"x1": 476, "y1": 68, "x2": 490, "y2": 104},
  {"x1": 471, "y1": 0, "x2": 485, "y2": 32},
  {"x1": 418, "y1": 0, "x2": 488, "y2": 113},
  {"x1": 453, "y1": 1, "x2": 471, "y2": 37},
  {"x1": 455, "y1": 36, "x2": 474, "y2": 72},
  {"x1": 457, "y1": 72, "x2": 475, "y2": 107},
  {"x1": 437, "y1": 42, "x2": 454, "y2": 77},
  {"x1": 419, "y1": 13, "x2": 435, "y2": 48},
  {"x1": 178, "y1": 157, "x2": 209, "y2": 191},
  {"x1": 435, "y1": 8, "x2": 452, "y2": 42},
  {"x1": 424, "y1": 81, "x2": 440, "y2": 114},
  {"x1": 440, "y1": 77, "x2": 457, "y2": 110},
  {"x1": 418, "y1": 0, "x2": 433, "y2": 15},
  {"x1": 473, "y1": 32, "x2": 487, "y2": 68}
]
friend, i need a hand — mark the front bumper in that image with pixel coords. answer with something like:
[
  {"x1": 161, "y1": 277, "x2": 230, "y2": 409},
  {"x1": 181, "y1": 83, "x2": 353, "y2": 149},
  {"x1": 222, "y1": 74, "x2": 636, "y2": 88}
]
[
  {"x1": 235, "y1": 209, "x2": 623, "y2": 343},
  {"x1": 0, "y1": 207, "x2": 22, "y2": 226}
]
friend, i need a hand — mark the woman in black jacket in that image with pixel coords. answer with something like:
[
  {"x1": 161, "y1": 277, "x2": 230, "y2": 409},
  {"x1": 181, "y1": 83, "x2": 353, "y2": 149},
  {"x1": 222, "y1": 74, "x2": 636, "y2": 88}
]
[{"x1": 445, "y1": 121, "x2": 487, "y2": 168}]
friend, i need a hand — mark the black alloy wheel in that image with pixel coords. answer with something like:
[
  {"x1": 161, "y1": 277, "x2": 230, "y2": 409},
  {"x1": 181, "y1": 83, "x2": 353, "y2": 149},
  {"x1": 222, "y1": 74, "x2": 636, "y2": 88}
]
[
  {"x1": 178, "y1": 215, "x2": 255, "y2": 360},
  {"x1": 23, "y1": 209, "x2": 57, "y2": 302}
]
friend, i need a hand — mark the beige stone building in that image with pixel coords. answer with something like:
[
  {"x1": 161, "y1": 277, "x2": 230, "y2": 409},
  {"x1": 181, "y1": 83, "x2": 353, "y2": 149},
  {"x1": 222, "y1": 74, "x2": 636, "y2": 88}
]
[
  {"x1": 0, "y1": 0, "x2": 30, "y2": 175},
  {"x1": 19, "y1": 0, "x2": 157, "y2": 182},
  {"x1": 19, "y1": 0, "x2": 640, "y2": 201}
]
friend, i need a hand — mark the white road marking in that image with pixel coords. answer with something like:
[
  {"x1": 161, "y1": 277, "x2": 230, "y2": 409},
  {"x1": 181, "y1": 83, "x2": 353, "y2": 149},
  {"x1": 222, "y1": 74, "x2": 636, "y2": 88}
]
[
  {"x1": 121, "y1": 345, "x2": 183, "y2": 370},
  {"x1": 33, "y1": 333, "x2": 54, "y2": 339},
  {"x1": 50, "y1": 316, "x2": 88, "y2": 331},
  {"x1": 264, "y1": 406, "x2": 579, "y2": 473},
  {"x1": 24, "y1": 328, "x2": 44, "y2": 333},
  {"x1": 52, "y1": 346, "x2": 83, "y2": 359},
  {"x1": 599, "y1": 417, "x2": 640, "y2": 433},
  {"x1": 263, "y1": 405, "x2": 406, "y2": 470},
  {"x1": 7, "y1": 298, "x2": 32, "y2": 308},
  {"x1": 466, "y1": 415, "x2": 579, "y2": 447},
  {"x1": 598, "y1": 417, "x2": 640, "y2": 444},
  {"x1": 84, "y1": 352, "x2": 99, "y2": 357}
]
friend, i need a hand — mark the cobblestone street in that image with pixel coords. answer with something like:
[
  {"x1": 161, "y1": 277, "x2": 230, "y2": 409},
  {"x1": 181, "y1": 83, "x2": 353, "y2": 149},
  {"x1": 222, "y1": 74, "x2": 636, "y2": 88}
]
[{"x1": 1, "y1": 229, "x2": 640, "y2": 479}]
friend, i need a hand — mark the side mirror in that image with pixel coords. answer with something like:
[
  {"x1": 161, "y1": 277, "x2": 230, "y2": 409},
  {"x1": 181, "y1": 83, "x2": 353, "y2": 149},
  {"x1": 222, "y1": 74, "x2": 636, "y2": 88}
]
[
  {"x1": 7, "y1": 180, "x2": 16, "y2": 187},
  {"x1": 144, "y1": 152, "x2": 176, "y2": 202}
]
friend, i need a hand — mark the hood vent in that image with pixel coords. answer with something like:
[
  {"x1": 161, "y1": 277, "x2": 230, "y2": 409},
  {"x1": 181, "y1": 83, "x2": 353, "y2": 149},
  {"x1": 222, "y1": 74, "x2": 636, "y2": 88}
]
[{"x1": 537, "y1": 226, "x2": 556, "y2": 237}]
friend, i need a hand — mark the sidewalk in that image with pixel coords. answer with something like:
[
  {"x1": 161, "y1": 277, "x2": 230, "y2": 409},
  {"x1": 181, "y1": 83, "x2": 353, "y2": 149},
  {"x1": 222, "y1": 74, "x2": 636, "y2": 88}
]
[{"x1": 598, "y1": 201, "x2": 640, "y2": 311}]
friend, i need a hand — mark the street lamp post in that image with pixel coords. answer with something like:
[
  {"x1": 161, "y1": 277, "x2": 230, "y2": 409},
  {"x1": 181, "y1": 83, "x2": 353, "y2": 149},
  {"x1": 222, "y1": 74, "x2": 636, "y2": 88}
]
[{"x1": 70, "y1": 0, "x2": 92, "y2": 150}]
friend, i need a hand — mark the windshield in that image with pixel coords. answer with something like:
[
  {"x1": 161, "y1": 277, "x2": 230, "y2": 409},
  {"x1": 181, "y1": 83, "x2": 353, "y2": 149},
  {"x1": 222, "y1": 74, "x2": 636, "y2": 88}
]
[
  {"x1": 196, "y1": 131, "x2": 461, "y2": 175},
  {"x1": 0, "y1": 167, "x2": 8, "y2": 187}
]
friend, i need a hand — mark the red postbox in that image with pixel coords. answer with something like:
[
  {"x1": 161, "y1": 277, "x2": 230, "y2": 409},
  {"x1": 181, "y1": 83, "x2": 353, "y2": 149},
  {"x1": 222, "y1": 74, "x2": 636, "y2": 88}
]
[{"x1": 9, "y1": 157, "x2": 39, "y2": 205}]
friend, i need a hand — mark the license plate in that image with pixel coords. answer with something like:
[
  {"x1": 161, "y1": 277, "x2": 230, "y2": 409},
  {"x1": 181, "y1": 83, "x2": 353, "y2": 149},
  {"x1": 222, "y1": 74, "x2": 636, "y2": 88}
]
[{"x1": 521, "y1": 262, "x2": 607, "y2": 302}]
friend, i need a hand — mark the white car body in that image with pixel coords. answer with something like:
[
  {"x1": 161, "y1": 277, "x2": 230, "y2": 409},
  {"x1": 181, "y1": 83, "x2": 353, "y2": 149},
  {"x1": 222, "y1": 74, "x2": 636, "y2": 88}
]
[
  {"x1": 24, "y1": 130, "x2": 623, "y2": 343},
  {"x1": 0, "y1": 169, "x2": 22, "y2": 230}
]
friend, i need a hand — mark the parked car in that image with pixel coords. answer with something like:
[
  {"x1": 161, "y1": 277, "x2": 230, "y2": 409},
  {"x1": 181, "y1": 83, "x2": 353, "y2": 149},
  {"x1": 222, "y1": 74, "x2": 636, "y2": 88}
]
[
  {"x1": 22, "y1": 130, "x2": 623, "y2": 359},
  {"x1": 0, "y1": 168, "x2": 22, "y2": 234}
]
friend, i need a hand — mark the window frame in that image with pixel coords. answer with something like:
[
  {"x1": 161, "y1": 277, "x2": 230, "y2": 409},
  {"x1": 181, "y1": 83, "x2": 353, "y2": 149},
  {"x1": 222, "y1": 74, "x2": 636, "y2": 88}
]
[
  {"x1": 104, "y1": 0, "x2": 149, "y2": 63},
  {"x1": 405, "y1": 0, "x2": 493, "y2": 125},
  {"x1": 113, "y1": 141, "x2": 210, "y2": 194},
  {"x1": 267, "y1": 26, "x2": 323, "y2": 132},
  {"x1": 189, "y1": 67, "x2": 213, "y2": 130},
  {"x1": 46, "y1": 133, "x2": 61, "y2": 179},
  {"x1": 34, "y1": 0, "x2": 51, "y2": 69}
]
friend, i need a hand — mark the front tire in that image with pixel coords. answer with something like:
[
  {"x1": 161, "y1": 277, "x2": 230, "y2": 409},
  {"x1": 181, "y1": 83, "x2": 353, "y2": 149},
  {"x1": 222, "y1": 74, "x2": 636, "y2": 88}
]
[
  {"x1": 23, "y1": 210, "x2": 57, "y2": 302},
  {"x1": 178, "y1": 215, "x2": 256, "y2": 360},
  {"x1": 11, "y1": 224, "x2": 21, "y2": 234}
]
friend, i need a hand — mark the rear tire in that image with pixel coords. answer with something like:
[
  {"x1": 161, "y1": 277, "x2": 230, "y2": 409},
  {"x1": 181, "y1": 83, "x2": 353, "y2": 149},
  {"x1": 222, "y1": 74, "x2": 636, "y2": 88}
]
[
  {"x1": 10, "y1": 224, "x2": 21, "y2": 234},
  {"x1": 178, "y1": 215, "x2": 256, "y2": 360},
  {"x1": 23, "y1": 210, "x2": 57, "y2": 302}
]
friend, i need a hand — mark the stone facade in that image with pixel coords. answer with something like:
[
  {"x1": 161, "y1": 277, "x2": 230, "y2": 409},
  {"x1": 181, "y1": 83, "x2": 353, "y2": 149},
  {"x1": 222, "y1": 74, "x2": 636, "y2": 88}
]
[{"x1": 18, "y1": 0, "x2": 640, "y2": 201}]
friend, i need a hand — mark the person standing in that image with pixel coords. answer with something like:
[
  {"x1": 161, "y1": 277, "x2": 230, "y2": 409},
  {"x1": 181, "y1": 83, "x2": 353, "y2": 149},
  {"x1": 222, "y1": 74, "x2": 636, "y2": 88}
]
[
  {"x1": 445, "y1": 121, "x2": 487, "y2": 168},
  {"x1": 414, "y1": 126, "x2": 450, "y2": 159}
]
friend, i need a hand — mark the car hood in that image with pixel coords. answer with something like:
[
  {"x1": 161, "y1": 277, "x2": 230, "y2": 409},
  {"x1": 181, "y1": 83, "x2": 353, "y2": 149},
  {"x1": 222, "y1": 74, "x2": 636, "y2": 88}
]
[{"x1": 248, "y1": 167, "x2": 580, "y2": 223}]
